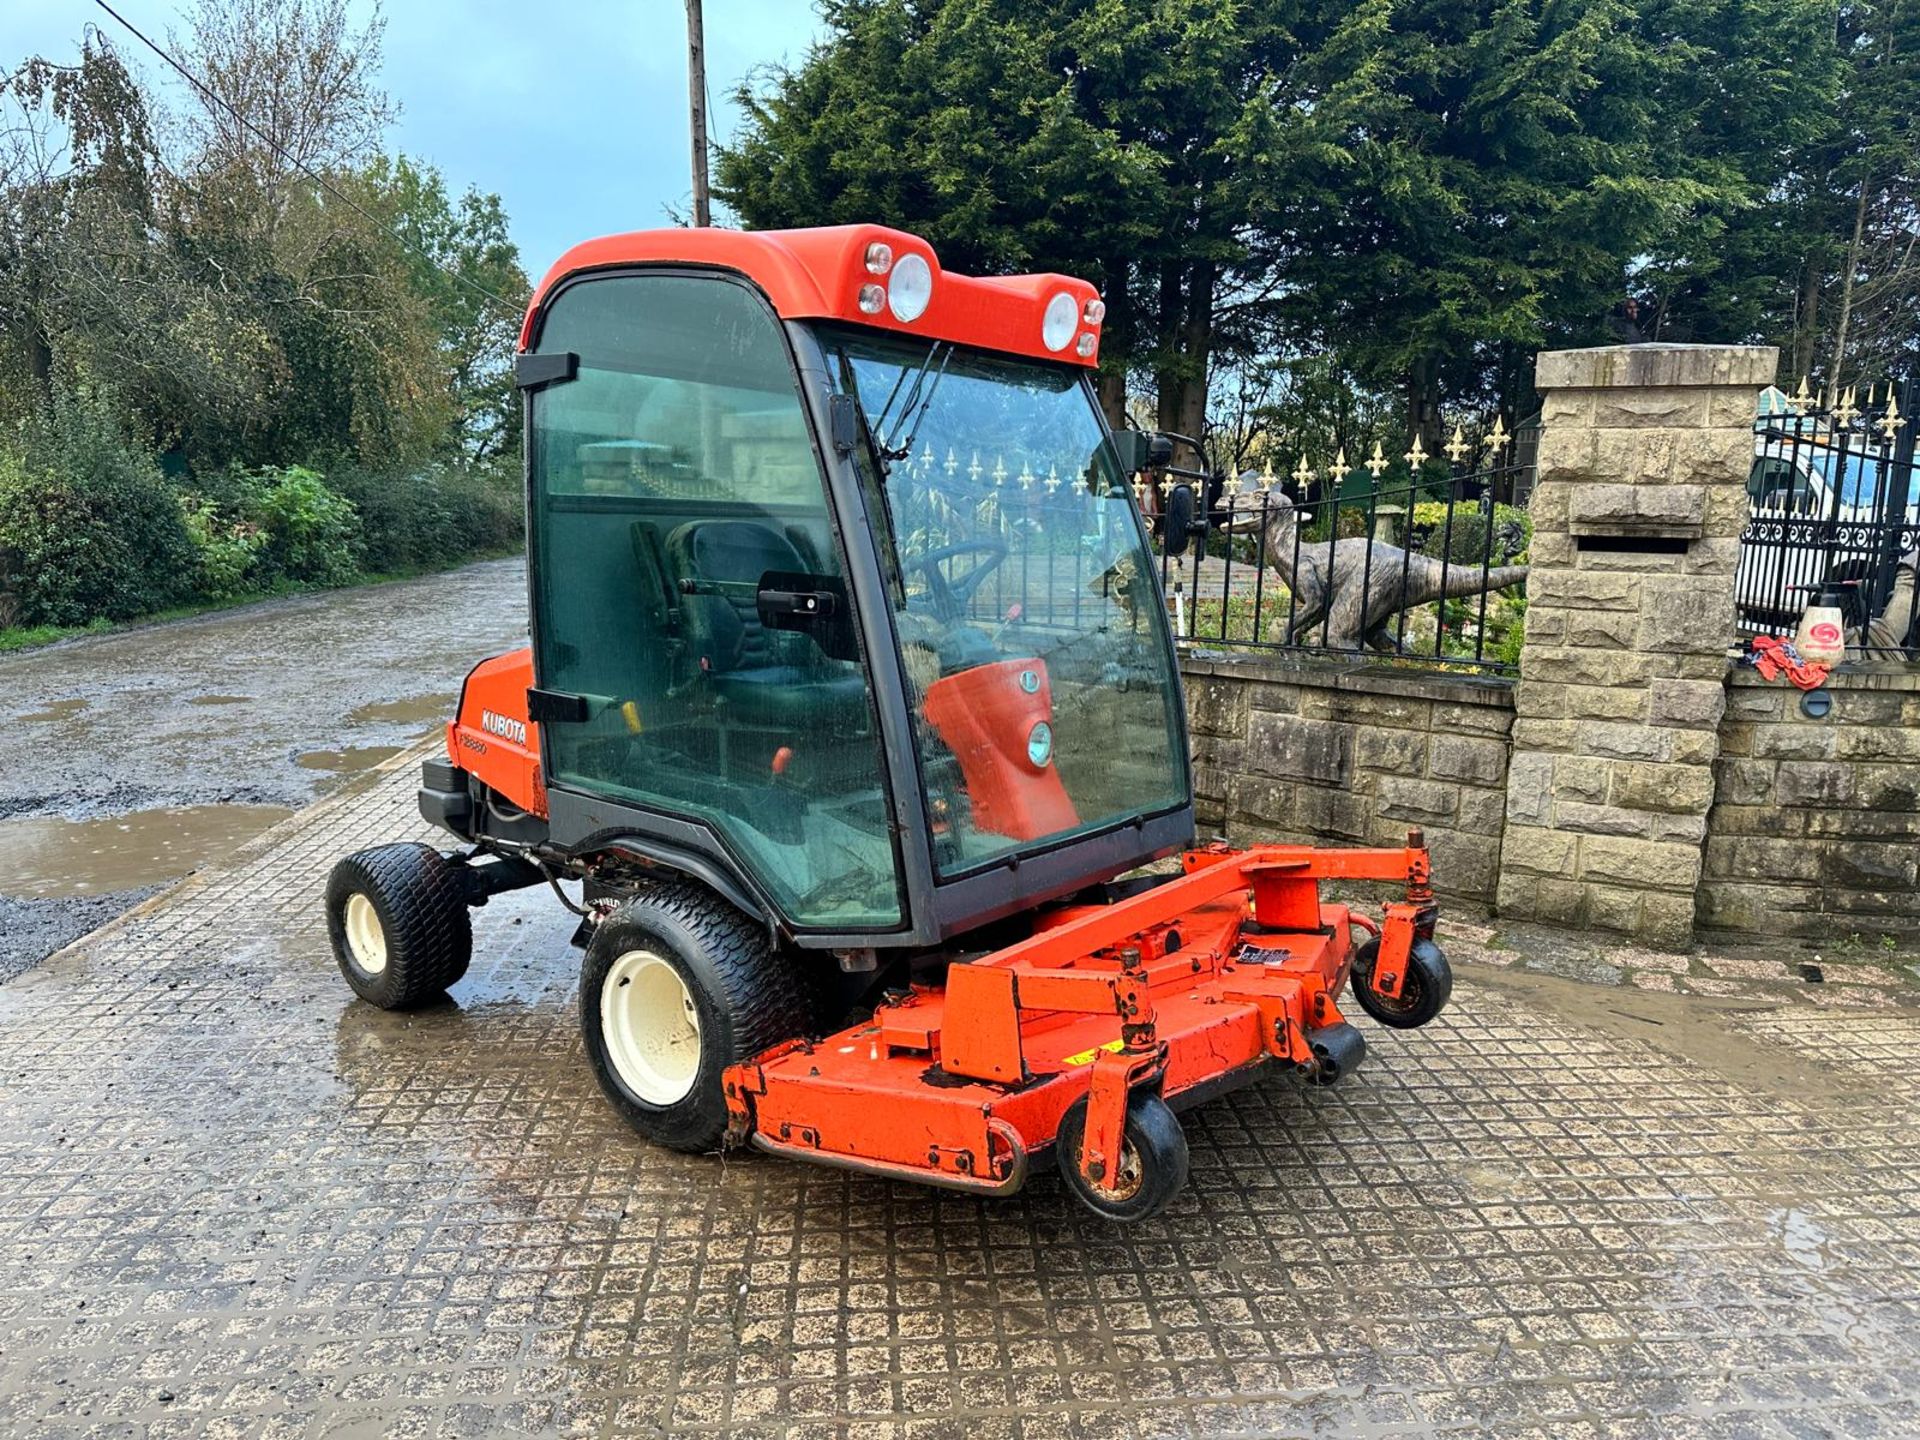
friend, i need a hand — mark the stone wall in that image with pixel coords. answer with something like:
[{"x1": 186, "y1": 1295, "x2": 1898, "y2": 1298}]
[
  {"x1": 1182, "y1": 653, "x2": 1515, "y2": 906},
  {"x1": 1701, "y1": 668, "x2": 1920, "y2": 938},
  {"x1": 1175, "y1": 340, "x2": 1917, "y2": 948},
  {"x1": 1497, "y1": 343, "x2": 1778, "y2": 946},
  {"x1": 1177, "y1": 650, "x2": 1919, "y2": 942}
]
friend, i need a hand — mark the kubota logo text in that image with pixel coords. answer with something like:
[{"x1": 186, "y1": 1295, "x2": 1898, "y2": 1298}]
[{"x1": 481, "y1": 710, "x2": 527, "y2": 745}]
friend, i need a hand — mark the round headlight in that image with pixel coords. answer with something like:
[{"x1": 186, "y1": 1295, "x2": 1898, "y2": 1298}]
[
  {"x1": 1082, "y1": 298, "x2": 1106, "y2": 325},
  {"x1": 1075, "y1": 333, "x2": 1097, "y2": 358},
  {"x1": 857, "y1": 283, "x2": 885, "y2": 315},
  {"x1": 888, "y1": 253, "x2": 934, "y2": 322},
  {"x1": 1026, "y1": 721, "x2": 1054, "y2": 768},
  {"x1": 1041, "y1": 292, "x2": 1078, "y2": 352},
  {"x1": 864, "y1": 241, "x2": 893, "y2": 274}
]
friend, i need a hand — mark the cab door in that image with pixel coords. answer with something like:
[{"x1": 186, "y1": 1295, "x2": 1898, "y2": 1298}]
[{"x1": 525, "y1": 272, "x2": 905, "y2": 931}]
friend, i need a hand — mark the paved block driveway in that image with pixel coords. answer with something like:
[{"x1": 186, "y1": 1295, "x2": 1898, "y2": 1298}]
[{"x1": 2, "y1": 759, "x2": 1918, "y2": 1439}]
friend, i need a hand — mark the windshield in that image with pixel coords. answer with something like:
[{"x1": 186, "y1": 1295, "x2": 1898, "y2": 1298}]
[{"x1": 823, "y1": 328, "x2": 1189, "y2": 879}]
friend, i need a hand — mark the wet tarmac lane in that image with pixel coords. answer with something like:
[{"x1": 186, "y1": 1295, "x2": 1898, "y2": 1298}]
[{"x1": 0, "y1": 558, "x2": 527, "y2": 977}]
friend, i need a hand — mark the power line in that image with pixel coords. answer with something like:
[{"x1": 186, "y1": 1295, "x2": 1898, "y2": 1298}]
[{"x1": 90, "y1": 0, "x2": 525, "y2": 324}]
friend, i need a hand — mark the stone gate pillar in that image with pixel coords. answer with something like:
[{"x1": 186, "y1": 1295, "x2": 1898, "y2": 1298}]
[{"x1": 1498, "y1": 344, "x2": 1778, "y2": 946}]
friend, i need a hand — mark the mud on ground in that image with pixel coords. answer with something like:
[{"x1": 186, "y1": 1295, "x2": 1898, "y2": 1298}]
[{"x1": 0, "y1": 557, "x2": 527, "y2": 978}]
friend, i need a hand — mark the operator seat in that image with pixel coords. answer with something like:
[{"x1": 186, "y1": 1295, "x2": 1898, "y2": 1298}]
[{"x1": 667, "y1": 519, "x2": 870, "y2": 729}]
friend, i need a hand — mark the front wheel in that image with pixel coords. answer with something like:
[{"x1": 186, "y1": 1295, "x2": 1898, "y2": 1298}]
[
  {"x1": 1055, "y1": 1092, "x2": 1188, "y2": 1222},
  {"x1": 581, "y1": 883, "x2": 811, "y2": 1154},
  {"x1": 1349, "y1": 935, "x2": 1453, "y2": 1029}
]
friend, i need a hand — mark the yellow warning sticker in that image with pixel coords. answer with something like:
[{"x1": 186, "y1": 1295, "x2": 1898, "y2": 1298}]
[{"x1": 1063, "y1": 1038, "x2": 1126, "y2": 1067}]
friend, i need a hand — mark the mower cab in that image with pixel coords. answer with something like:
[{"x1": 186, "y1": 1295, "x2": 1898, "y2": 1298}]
[{"x1": 324, "y1": 225, "x2": 1451, "y2": 1220}]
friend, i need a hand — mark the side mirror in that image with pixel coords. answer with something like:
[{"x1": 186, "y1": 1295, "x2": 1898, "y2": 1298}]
[
  {"x1": 1110, "y1": 430, "x2": 1150, "y2": 474},
  {"x1": 1110, "y1": 430, "x2": 1177, "y2": 475},
  {"x1": 1162, "y1": 482, "x2": 1198, "y2": 558}
]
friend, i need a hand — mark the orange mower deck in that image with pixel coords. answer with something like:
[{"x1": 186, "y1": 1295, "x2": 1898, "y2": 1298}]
[{"x1": 726, "y1": 839, "x2": 1435, "y2": 1202}]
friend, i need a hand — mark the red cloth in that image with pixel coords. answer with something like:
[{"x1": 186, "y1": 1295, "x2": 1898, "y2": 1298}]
[{"x1": 1748, "y1": 635, "x2": 1831, "y2": 690}]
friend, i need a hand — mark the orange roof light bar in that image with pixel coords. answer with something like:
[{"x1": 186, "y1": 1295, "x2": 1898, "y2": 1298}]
[{"x1": 521, "y1": 224, "x2": 1103, "y2": 368}]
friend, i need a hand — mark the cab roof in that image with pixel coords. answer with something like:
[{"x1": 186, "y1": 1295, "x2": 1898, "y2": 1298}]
[{"x1": 521, "y1": 224, "x2": 1103, "y2": 369}]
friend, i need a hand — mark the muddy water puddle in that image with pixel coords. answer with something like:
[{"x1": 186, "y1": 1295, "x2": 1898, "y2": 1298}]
[
  {"x1": 348, "y1": 692, "x2": 452, "y2": 726},
  {"x1": 296, "y1": 744, "x2": 404, "y2": 777},
  {"x1": 0, "y1": 805, "x2": 293, "y2": 899},
  {"x1": 20, "y1": 698, "x2": 90, "y2": 723}
]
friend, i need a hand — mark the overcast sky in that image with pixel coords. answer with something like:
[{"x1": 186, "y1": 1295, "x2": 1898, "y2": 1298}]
[{"x1": 8, "y1": 1, "x2": 826, "y2": 278}]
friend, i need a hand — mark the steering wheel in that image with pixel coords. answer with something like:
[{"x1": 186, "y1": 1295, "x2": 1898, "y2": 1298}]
[{"x1": 912, "y1": 540, "x2": 1010, "y2": 621}]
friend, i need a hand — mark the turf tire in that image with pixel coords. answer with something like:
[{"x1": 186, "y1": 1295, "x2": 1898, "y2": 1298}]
[
  {"x1": 326, "y1": 842, "x2": 473, "y2": 1009},
  {"x1": 581, "y1": 882, "x2": 810, "y2": 1154}
]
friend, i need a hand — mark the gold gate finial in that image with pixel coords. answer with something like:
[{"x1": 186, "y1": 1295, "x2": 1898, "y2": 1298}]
[
  {"x1": 1832, "y1": 387, "x2": 1860, "y2": 427},
  {"x1": 1291, "y1": 454, "x2": 1314, "y2": 488},
  {"x1": 1789, "y1": 376, "x2": 1814, "y2": 416},
  {"x1": 1443, "y1": 423, "x2": 1471, "y2": 465},
  {"x1": 1485, "y1": 415, "x2": 1509, "y2": 456},
  {"x1": 1404, "y1": 436, "x2": 1428, "y2": 469},
  {"x1": 1878, "y1": 390, "x2": 1906, "y2": 440},
  {"x1": 1364, "y1": 440, "x2": 1388, "y2": 480}
]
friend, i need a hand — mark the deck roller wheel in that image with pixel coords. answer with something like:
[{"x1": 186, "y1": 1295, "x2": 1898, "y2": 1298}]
[
  {"x1": 1304, "y1": 1021, "x2": 1367, "y2": 1086},
  {"x1": 1350, "y1": 935, "x2": 1453, "y2": 1030},
  {"x1": 1055, "y1": 1092, "x2": 1188, "y2": 1222}
]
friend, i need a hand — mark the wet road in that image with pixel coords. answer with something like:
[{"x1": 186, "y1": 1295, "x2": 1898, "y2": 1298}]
[
  {"x1": 2, "y1": 756, "x2": 1918, "y2": 1437},
  {"x1": 0, "y1": 558, "x2": 527, "y2": 976}
]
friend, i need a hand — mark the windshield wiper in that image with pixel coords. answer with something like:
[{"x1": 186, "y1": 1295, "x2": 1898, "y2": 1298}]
[{"x1": 875, "y1": 341, "x2": 953, "y2": 469}]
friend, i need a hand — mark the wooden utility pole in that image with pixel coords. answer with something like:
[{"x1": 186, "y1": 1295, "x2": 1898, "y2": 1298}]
[{"x1": 686, "y1": 0, "x2": 711, "y2": 227}]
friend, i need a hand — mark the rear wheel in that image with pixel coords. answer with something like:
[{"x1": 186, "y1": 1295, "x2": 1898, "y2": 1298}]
[
  {"x1": 1349, "y1": 935, "x2": 1453, "y2": 1029},
  {"x1": 581, "y1": 882, "x2": 810, "y2": 1153},
  {"x1": 1055, "y1": 1092, "x2": 1188, "y2": 1222},
  {"x1": 325, "y1": 843, "x2": 472, "y2": 1009}
]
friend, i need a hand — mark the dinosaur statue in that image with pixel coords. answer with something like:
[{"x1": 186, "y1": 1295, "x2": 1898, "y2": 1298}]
[{"x1": 1224, "y1": 493, "x2": 1529, "y2": 652}]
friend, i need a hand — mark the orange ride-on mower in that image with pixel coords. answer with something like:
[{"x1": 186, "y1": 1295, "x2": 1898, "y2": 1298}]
[{"x1": 323, "y1": 225, "x2": 1452, "y2": 1220}]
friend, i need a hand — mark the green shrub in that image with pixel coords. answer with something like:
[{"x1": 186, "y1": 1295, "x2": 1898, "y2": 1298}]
[
  {"x1": 179, "y1": 463, "x2": 361, "y2": 594},
  {"x1": 330, "y1": 461, "x2": 522, "y2": 574},
  {"x1": 180, "y1": 496, "x2": 267, "y2": 599},
  {"x1": 1495, "y1": 604, "x2": 1527, "y2": 670},
  {"x1": 250, "y1": 465, "x2": 361, "y2": 584},
  {"x1": 1408, "y1": 500, "x2": 1532, "y2": 566},
  {"x1": 0, "y1": 389, "x2": 197, "y2": 626}
]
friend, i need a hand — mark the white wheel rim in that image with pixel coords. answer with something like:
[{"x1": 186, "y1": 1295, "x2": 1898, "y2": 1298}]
[
  {"x1": 601, "y1": 949, "x2": 703, "y2": 1105},
  {"x1": 345, "y1": 893, "x2": 388, "y2": 975}
]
